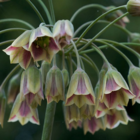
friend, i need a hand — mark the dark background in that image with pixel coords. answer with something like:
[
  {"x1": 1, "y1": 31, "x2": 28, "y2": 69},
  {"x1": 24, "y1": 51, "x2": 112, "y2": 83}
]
[{"x1": 0, "y1": 0, "x2": 140, "y2": 140}]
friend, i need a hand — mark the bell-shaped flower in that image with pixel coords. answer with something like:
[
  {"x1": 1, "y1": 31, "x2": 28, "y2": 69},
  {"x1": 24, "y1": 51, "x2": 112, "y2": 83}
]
[
  {"x1": 128, "y1": 66, "x2": 140, "y2": 105},
  {"x1": 105, "y1": 6, "x2": 129, "y2": 27},
  {"x1": 29, "y1": 26, "x2": 60, "y2": 63},
  {"x1": 7, "y1": 72, "x2": 21, "y2": 104},
  {"x1": 83, "y1": 117, "x2": 106, "y2": 135},
  {"x1": 20, "y1": 65, "x2": 44, "y2": 108},
  {"x1": 127, "y1": 0, "x2": 140, "y2": 16},
  {"x1": 99, "y1": 64, "x2": 135, "y2": 109},
  {"x1": 45, "y1": 66, "x2": 65, "y2": 104},
  {"x1": 53, "y1": 20, "x2": 74, "y2": 48},
  {"x1": 8, "y1": 94, "x2": 39, "y2": 125},
  {"x1": 3, "y1": 30, "x2": 32, "y2": 69},
  {"x1": 0, "y1": 90, "x2": 6, "y2": 128},
  {"x1": 66, "y1": 68, "x2": 95, "y2": 108},
  {"x1": 62, "y1": 68, "x2": 69, "y2": 88}
]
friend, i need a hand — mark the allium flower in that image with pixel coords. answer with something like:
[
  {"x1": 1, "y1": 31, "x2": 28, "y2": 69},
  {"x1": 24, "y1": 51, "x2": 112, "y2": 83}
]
[
  {"x1": 20, "y1": 65, "x2": 44, "y2": 108},
  {"x1": 105, "y1": 6, "x2": 129, "y2": 27},
  {"x1": 99, "y1": 64, "x2": 135, "y2": 109},
  {"x1": 3, "y1": 30, "x2": 32, "y2": 69},
  {"x1": 53, "y1": 20, "x2": 74, "y2": 48},
  {"x1": 45, "y1": 66, "x2": 65, "y2": 104},
  {"x1": 127, "y1": 0, "x2": 140, "y2": 16},
  {"x1": 83, "y1": 117, "x2": 106, "y2": 135},
  {"x1": 29, "y1": 26, "x2": 60, "y2": 63},
  {"x1": 128, "y1": 66, "x2": 140, "y2": 105},
  {"x1": 7, "y1": 73, "x2": 21, "y2": 104},
  {"x1": 8, "y1": 94, "x2": 39, "y2": 125},
  {"x1": 66, "y1": 68, "x2": 95, "y2": 108}
]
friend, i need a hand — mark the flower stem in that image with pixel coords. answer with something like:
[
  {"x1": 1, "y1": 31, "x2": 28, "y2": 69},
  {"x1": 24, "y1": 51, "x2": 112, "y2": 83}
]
[
  {"x1": 0, "y1": 40, "x2": 14, "y2": 46},
  {"x1": 0, "y1": 19, "x2": 34, "y2": 29},
  {"x1": 27, "y1": 0, "x2": 45, "y2": 23},
  {"x1": 70, "y1": 4, "x2": 107, "y2": 22},
  {"x1": 80, "y1": 56, "x2": 85, "y2": 70},
  {"x1": 48, "y1": 0, "x2": 55, "y2": 24},
  {"x1": 41, "y1": 102, "x2": 56, "y2": 140},
  {"x1": 71, "y1": 40, "x2": 81, "y2": 68}
]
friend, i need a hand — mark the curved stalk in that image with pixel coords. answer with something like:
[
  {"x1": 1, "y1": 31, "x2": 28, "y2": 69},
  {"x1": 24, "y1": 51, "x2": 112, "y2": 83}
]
[
  {"x1": 48, "y1": 0, "x2": 55, "y2": 24},
  {"x1": 0, "y1": 19, "x2": 34, "y2": 29},
  {"x1": 0, "y1": 40, "x2": 14, "y2": 46},
  {"x1": 79, "y1": 12, "x2": 129, "y2": 52},
  {"x1": 70, "y1": 4, "x2": 106, "y2": 22},
  {"x1": 74, "y1": 20, "x2": 131, "y2": 37},
  {"x1": 80, "y1": 56, "x2": 85, "y2": 70},
  {"x1": 27, "y1": 0, "x2": 45, "y2": 23},
  {"x1": 68, "y1": 54, "x2": 73, "y2": 76}
]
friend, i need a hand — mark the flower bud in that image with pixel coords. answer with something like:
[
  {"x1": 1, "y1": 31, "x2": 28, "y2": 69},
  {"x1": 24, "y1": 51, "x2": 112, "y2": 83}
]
[
  {"x1": 128, "y1": 66, "x2": 140, "y2": 105},
  {"x1": 8, "y1": 94, "x2": 39, "y2": 125},
  {"x1": 127, "y1": 0, "x2": 140, "y2": 16},
  {"x1": 62, "y1": 68, "x2": 69, "y2": 88},
  {"x1": 66, "y1": 68, "x2": 95, "y2": 108},
  {"x1": 45, "y1": 66, "x2": 65, "y2": 103},
  {"x1": 53, "y1": 20, "x2": 74, "y2": 48},
  {"x1": 7, "y1": 73, "x2": 21, "y2": 104}
]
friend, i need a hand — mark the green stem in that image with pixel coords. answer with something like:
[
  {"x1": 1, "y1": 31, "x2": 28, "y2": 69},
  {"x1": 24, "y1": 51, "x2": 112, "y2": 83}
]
[
  {"x1": 80, "y1": 56, "x2": 85, "y2": 70},
  {"x1": 72, "y1": 59, "x2": 77, "y2": 68},
  {"x1": 0, "y1": 19, "x2": 34, "y2": 29},
  {"x1": 71, "y1": 40, "x2": 81, "y2": 68},
  {"x1": 68, "y1": 54, "x2": 73, "y2": 76},
  {"x1": 48, "y1": 0, "x2": 55, "y2": 24},
  {"x1": 79, "y1": 12, "x2": 129, "y2": 52},
  {"x1": 62, "y1": 50, "x2": 65, "y2": 69},
  {"x1": 0, "y1": 28, "x2": 26, "y2": 35},
  {"x1": 74, "y1": 20, "x2": 131, "y2": 37},
  {"x1": 0, "y1": 65, "x2": 20, "y2": 90},
  {"x1": 38, "y1": 0, "x2": 53, "y2": 24},
  {"x1": 0, "y1": 40, "x2": 14, "y2": 46},
  {"x1": 96, "y1": 40, "x2": 134, "y2": 67},
  {"x1": 41, "y1": 102, "x2": 56, "y2": 140},
  {"x1": 27, "y1": 0, "x2": 45, "y2": 23},
  {"x1": 70, "y1": 4, "x2": 106, "y2": 22},
  {"x1": 81, "y1": 54, "x2": 99, "y2": 78},
  {"x1": 53, "y1": 55, "x2": 57, "y2": 67},
  {"x1": 76, "y1": 5, "x2": 126, "y2": 45}
]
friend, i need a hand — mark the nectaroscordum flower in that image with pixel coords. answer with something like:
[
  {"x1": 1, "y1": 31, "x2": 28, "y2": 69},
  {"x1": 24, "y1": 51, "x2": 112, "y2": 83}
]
[
  {"x1": 53, "y1": 20, "x2": 74, "y2": 48},
  {"x1": 8, "y1": 94, "x2": 39, "y2": 125},
  {"x1": 20, "y1": 65, "x2": 44, "y2": 108},
  {"x1": 3, "y1": 30, "x2": 32, "y2": 69},
  {"x1": 65, "y1": 68, "x2": 95, "y2": 108},
  {"x1": 128, "y1": 66, "x2": 140, "y2": 105},
  {"x1": 29, "y1": 26, "x2": 60, "y2": 63},
  {"x1": 99, "y1": 64, "x2": 135, "y2": 109},
  {"x1": 45, "y1": 66, "x2": 65, "y2": 104}
]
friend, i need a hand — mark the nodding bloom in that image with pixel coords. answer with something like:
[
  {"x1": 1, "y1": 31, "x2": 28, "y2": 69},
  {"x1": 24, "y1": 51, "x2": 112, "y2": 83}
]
[
  {"x1": 127, "y1": 0, "x2": 140, "y2": 16},
  {"x1": 66, "y1": 68, "x2": 95, "y2": 108},
  {"x1": 3, "y1": 30, "x2": 32, "y2": 69},
  {"x1": 20, "y1": 65, "x2": 44, "y2": 108},
  {"x1": 53, "y1": 20, "x2": 74, "y2": 48},
  {"x1": 128, "y1": 66, "x2": 140, "y2": 105},
  {"x1": 45, "y1": 66, "x2": 65, "y2": 104},
  {"x1": 105, "y1": 107, "x2": 133, "y2": 129},
  {"x1": 7, "y1": 72, "x2": 21, "y2": 104},
  {"x1": 0, "y1": 90, "x2": 6, "y2": 128},
  {"x1": 29, "y1": 26, "x2": 60, "y2": 63},
  {"x1": 99, "y1": 64, "x2": 135, "y2": 109},
  {"x1": 105, "y1": 6, "x2": 129, "y2": 27},
  {"x1": 8, "y1": 94, "x2": 39, "y2": 125},
  {"x1": 83, "y1": 117, "x2": 106, "y2": 135}
]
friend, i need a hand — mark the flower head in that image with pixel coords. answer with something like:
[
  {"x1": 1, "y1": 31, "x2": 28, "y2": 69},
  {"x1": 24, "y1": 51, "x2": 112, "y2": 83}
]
[
  {"x1": 8, "y1": 94, "x2": 39, "y2": 125},
  {"x1": 53, "y1": 20, "x2": 74, "y2": 48},
  {"x1": 66, "y1": 68, "x2": 95, "y2": 108}
]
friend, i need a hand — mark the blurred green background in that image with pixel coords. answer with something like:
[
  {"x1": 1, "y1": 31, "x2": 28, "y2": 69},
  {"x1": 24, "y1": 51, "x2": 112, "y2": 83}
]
[{"x1": 0, "y1": 0, "x2": 140, "y2": 140}]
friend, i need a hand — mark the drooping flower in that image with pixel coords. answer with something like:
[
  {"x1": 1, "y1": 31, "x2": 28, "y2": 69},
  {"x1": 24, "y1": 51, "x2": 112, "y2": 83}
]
[
  {"x1": 105, "y1": 6, "x2": 129, "y2": 27},
  {"x1": 128, "y1": 66, "x2": 140, "y2": 105},
  {"x1": 7, "y1": 72, "x2": 21, "y2": 104},
  {"x1": 65, "y1": 68, "x2": 95, "y2": 108},
  {"x1": 53, "y1": 20, "x2": 74, "y2": 48},
  {"x1": 3, "y1": 30, "x2": 32, "y2": 69},
  {"x1": 29, "y1": 26, "x2": 60, "y2": 63},
  {"x1": 45, "y1": 66, "x2": 65, "y2": 104},
  {"x1": 8, "y1": 94, "x2": 39, "y2": 125},
  {"x1": 127, "y1": 0, "x2": 140, "y2": 16},
  {"x1": 99, "y1": 64, "x2": 135, "y2": 109},
  {"x1": 20, "y1": 65, "x2": 44, "y2": 108}
]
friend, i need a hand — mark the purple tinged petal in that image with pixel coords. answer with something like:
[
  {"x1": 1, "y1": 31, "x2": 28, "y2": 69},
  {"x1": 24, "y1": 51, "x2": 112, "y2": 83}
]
[
  {"x1": 77, "y1": 76, "x2": 87, "y2": 94},
  {"x1": 25, "y1": 93, "x2": 36, "y2": 105}
]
